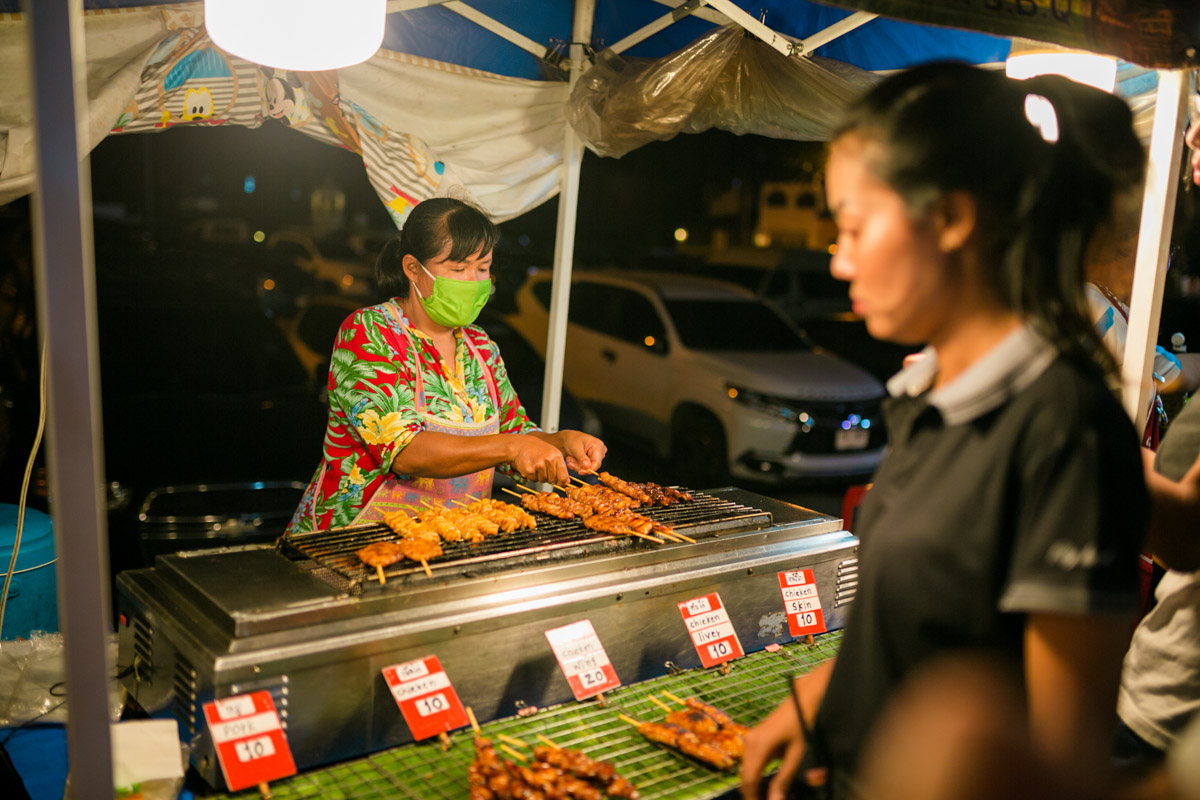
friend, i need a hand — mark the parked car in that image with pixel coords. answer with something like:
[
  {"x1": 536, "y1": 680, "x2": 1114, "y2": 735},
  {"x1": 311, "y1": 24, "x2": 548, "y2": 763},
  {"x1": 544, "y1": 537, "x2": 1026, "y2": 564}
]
[
  {"x1": 505, "y1": 269, "x2": 887, "y2": 487},
  {"x1": 281, "y1": 294, "x2": 600, "y2": 435},
  {"x1": 97, "y1": 277, "x2": 328, "y2": 574},
  {"x1": 686, "y1": 249, "x2": 920, "y2": 382}
]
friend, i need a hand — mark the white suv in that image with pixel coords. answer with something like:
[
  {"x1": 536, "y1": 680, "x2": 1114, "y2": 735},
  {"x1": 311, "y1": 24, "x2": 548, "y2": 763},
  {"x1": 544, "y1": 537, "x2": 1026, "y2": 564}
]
[{"x1": 506, "y1": 269, "x2": 887, "y2": 486}]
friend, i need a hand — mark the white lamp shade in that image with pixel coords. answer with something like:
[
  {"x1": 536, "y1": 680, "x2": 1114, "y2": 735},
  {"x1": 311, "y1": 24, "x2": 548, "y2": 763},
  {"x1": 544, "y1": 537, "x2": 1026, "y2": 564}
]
[
  {"x1": 1005, "y1": 51, "x2": 1118, "y2": 93},
  {"x1": 205, "y1": 0, "x2": 387, "y2": 72}
]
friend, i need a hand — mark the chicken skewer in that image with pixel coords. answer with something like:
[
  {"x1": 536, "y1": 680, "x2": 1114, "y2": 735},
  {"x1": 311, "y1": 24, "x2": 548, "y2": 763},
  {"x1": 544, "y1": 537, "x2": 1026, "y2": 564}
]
[
  {"x1": 618, "y1": 713, "x2": 737, "y2": 770},
  {"x1": 582, "y1": 469, "x2": 694, "y2": 504}
]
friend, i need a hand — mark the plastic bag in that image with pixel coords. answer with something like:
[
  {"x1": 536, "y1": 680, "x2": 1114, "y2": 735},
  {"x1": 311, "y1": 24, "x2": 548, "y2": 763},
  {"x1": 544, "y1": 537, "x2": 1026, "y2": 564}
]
[
  {"x1": 0, "y1": 630, "x2": 123, "y2": 726},
  {"x1": 568, "y1": 25, "x2": 877, "y2": 158}
]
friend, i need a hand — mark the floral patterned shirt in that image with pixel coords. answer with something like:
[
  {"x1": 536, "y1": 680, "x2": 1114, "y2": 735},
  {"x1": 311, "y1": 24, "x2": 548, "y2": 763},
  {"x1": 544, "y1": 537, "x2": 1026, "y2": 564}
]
[{"x1": 288, "y1": 301, "x2": 537, "y2": 532}]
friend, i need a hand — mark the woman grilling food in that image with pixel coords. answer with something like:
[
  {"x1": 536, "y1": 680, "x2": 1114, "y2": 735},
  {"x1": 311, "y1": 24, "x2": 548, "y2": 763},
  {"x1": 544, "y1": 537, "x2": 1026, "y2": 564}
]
[{"x1": 288, "y1": 198, "x2": 605, "y2": 533}]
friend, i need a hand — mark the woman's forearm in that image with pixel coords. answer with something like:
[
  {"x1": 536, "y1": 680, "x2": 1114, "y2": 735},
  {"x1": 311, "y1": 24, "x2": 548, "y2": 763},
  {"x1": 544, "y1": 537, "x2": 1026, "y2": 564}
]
[{"x1": 389, "y1": 431, "x2": 518, "y2": 478}]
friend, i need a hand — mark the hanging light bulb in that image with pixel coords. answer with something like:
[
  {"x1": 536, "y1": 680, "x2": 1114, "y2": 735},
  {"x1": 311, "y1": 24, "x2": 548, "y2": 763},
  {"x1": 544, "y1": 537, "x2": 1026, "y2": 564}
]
[{"x1": 205, "y1": 0, "x2": 387, "y2": 71}]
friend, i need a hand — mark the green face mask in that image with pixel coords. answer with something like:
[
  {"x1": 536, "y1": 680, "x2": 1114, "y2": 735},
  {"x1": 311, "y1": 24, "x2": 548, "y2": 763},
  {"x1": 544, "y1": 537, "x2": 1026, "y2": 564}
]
[{"x1": 413, "y1": 260, "x2": 491, "y2": 328}]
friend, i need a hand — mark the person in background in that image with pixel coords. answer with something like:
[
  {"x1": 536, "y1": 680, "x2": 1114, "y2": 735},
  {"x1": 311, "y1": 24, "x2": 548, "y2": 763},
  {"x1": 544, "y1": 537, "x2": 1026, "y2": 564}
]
[
  {"x1": 740, "y1": 62, "x2": 1148, "y2": 800},
  {"x1": 288, "y1": 198, "x2": 605, "y2": 532}
]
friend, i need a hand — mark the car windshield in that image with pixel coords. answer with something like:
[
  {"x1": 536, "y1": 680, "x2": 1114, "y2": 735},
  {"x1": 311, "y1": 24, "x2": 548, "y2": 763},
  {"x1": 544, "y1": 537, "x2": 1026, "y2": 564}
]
[{"x1": 664, "y1": 299, "x2": 811, "y2": 352}]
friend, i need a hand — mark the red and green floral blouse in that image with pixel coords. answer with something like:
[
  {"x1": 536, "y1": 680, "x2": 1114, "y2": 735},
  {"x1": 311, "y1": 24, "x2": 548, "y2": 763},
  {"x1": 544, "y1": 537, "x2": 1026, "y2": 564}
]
[{"x1": 288, "y1": 302, "x2": 537, "y2": 532}]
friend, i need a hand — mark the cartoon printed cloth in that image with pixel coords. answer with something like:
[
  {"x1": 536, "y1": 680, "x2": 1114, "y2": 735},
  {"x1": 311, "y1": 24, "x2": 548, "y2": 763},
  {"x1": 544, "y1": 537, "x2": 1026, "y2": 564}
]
[{"x1": 0, "y1": 5, "x2": 567, "y2": 224}]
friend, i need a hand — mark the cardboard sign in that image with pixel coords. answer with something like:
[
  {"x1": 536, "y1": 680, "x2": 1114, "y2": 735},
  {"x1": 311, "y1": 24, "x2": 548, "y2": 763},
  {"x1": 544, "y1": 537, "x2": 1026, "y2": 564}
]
[
  {"x1": 382, "y1": 655, "x2": 470, "y2": 740},
  {"x1": 678, "y1": 592, "x2": 744, "y2": 668},
  {"x1": 203, "y1": 691, "x2": 296, "y2": 792},
  {"x1": 778, "y1": 569, "x2": 827, "y2": 637},
  {"x1": 544, "y1": 619, "x2": 621, "y2": 700}
]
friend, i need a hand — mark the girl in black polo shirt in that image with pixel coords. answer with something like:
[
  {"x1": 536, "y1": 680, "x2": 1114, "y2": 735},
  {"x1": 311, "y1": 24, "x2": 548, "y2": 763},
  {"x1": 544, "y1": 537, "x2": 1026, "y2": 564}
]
[{"x1": 741, "y1": 63, "x2": 1148, "y2": 800}]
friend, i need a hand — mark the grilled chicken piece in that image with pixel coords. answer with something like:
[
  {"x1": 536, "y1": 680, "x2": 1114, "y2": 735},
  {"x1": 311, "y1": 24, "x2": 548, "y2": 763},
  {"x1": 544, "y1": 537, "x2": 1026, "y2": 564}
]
[
  {"x1": 396, "y1": 536, "x2": 442, "y2": 562},
  {"x1": 684, "y1": 698, "x2": 747, "y2": 734},
  {"x1": 563, "y1": 484, "x2": 640, "y2": 511},
  {"x1": 595, "y1": 472, "x2": 653, "y2": 505},
  {"x1": 581, "y1": 515, "x2": 638, "y2": 536},
  {"x1": 467, "y1": 499, "x2": 537, "y2": 532},
  {"x1": 665, "y1": 708, "x2": 720, "y2": 736},
  {"x1": 355, "y1": 541, "x2": 405, "y2": 569},
  {"x1": 659, "y1": 485, "x2": 693, "y2": 502},
  {"x1": 636, "y1": 722, "x2": 737, "y2": 770},
  {"x1": 521, "y1": 492, "x2": 586, "y2": 520}
]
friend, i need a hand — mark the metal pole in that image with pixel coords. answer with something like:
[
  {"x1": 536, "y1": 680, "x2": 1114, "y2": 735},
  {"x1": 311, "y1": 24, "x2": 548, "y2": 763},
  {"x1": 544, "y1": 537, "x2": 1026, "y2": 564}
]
[
  {"x1": 541, "y1": 0, "x2": 595, "y2": 433},
  {"x1": 23, "y1": 0, "x2": 114, "y2": 796},
  {"x1": 1123, "y1": 69, "x2": 1189, "y2": 427}
]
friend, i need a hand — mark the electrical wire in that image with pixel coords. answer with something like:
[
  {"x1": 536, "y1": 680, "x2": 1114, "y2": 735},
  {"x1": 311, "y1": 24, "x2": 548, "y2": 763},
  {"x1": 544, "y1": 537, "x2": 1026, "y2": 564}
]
[{"x1": 0, "y1": 343, "x2": 47, "y2": 643}]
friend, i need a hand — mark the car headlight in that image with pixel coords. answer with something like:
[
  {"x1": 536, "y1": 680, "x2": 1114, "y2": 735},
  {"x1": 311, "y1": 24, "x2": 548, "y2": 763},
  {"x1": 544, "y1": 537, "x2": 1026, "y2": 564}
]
[{"x1": 725, "y1": 384, "x2": 815, "y2": 431}]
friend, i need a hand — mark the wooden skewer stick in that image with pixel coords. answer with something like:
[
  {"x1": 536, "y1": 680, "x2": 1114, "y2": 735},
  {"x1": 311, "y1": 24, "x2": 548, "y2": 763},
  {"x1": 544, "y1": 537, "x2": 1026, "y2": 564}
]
[
  {"x1": 499, "y1": 743, "x2": 528, "y2": 763},
  {"x1": 618, "y1": 714, "x2": 644, "y2": 728},
  {"x1": 376, "y1": 564, "x2": 386, "y2": 585},
  {"x1": 496, "y1": 732, "x2": 528, "y2": 749},
  {"x1": 500, "y1": 487, "x2": 526, "y2": 499},
  {"x1": 662, "y1": 691, "x2": 687, "y2": 706},
  {"x1": 420, "y1": 559, "x2": 432, "y2": 578},
  {"x1": 569, "y1": 476, "x2": 589, "y2": 485},
  {"x1": 648, "y1": 695, "x2": 674, "y2": 713},
  {"x1": 536, "y1": 733, "x2": 560, "y2": 750},
  {"x1": 514, "y1": 484, "x2": 543, "y2": 494},
  {"x1": 258, "y1": 781, "x2": 272, "y2": 799},
  {"x1": 438, "y1": 731, "x2": 452, "y2": 751},
  {"x1": 581, "y1": 468, "x2": 600, "y2": 476},
  {"x1": 673, "y1": 532, "x2": 697, "y2": 544},
  {"x1": 552, "y1": 484, "x2": 571, "y2": 492},
  {"x1": 466, "y1": 706, "x2": 481, "y2": 735},
  {"x1": 630, "y1": 532, "x2": 665, "y2": 545}
]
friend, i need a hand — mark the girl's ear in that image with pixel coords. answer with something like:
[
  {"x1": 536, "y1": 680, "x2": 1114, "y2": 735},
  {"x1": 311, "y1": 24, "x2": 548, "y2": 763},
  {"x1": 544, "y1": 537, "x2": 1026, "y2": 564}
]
[
  {"x1": 402, "y1": 254, "x2": 422, "y2": 284},
  {"x1": 933, "y1": 190, "x2": 978, "y2": 254}
]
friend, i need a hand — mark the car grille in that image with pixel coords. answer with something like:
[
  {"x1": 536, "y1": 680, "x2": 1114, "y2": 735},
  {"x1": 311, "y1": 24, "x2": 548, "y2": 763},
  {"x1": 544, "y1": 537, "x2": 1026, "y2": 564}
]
[{"x1": 787, "y1": 398, "x2": 886, "y2": 455}]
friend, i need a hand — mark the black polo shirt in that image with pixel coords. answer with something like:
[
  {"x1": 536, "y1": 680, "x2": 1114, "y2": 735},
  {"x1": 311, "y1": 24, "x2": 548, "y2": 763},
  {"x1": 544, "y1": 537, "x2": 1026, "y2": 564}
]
[{"x1": 812, "y1": 326, "x2": 1148, "y2": 795}]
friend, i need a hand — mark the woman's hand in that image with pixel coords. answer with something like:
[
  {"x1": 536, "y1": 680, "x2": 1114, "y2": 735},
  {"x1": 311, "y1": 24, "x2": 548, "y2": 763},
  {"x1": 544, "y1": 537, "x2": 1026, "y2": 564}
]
[
  {"x1": 741, "y1": 697, "x2": 806, "y2": 800},
  {"x1": 556, "y1": 430, "x2": 607, "y2": 473},
  {"x1": 510, "y1": 435, "x2": 572, "y2": 485}
]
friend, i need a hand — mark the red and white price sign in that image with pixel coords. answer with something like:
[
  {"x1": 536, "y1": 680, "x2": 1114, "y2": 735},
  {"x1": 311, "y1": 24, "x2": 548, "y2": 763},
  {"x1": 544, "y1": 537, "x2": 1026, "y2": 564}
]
[
  {"x1": 202, "y1": 691, "x2": 296, "y2": 792},
  {"x1": 678, "y1": 592, "x2": 744, "y2": 668},
  {"x1": 544, "y1": 619, "x2": 621, "y2": 700},
  {"x1": 778, "y1": 569, "x2": 827, "y2": 637},
  {"x1": 382, "y1": 655, "x2": 470, "y2": 740}
]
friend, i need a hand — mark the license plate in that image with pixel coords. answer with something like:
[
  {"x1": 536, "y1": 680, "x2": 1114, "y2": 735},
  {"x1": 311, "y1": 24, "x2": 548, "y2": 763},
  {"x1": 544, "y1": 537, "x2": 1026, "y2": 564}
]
[{"x1": 835, "y1": 428, "x2": 870, "y2": 450}]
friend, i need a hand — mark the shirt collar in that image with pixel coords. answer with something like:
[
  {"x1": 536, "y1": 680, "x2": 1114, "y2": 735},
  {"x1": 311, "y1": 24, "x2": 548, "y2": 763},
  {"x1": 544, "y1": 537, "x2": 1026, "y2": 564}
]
[{"x1": 885, "y1": 324, "x2": 1058, "y2": 425}]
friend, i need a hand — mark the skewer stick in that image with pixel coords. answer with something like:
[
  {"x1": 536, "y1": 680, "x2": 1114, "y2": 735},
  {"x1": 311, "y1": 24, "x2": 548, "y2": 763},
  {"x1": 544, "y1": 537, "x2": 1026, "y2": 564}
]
[
  {"x1": 648, "y1": 695, "x2": 674, "y2": 713},
  {"x1": 536, "y1": 733, "x2": 560, "y2": 750},
  {"x1": 499, "y1": 743, "x2": 528, "y2": 763},
  {"x1": 569, "y1": 476, "x2": 588, "y2": 485},
  {"x1": 629, "y1": 532, "x2": 665, "y2": 544},
  {"x1": 496, "y1": 733, "x2": 528, "y2": 749},
  {"x1": 376, "y1": 564, "x2": 386, "y2": 585},
  {"x1": 438, "y1": 732, "x2": 452, "y2": 751},
  {"x1": 581, "y1": 469, "x2": 600, "y2": 476},
  {"x1": 673, "y1": 532, "x2": 697, "y2": 544},
  {"x1": 618, "y1": 714, "x2": 644, "y2": 728},
  {"x1": 662, "y1": 691, "x2": 687, "y2": 706},
  {"x1": 420, "y1": 559, "x2": 432, "y2": 577},
  {"x1": 500, "y1": 487, "x2": 526, "y2": 499},
  {"x1": 513, "y1": 484, "x2": 542, "y2": 494},
  {"x1": 258, "y1": 782, "x2": 271, "y2": 799},
  {"x1": 552, "y1": 484, "x2": 570, "y2": 492},
  {"x1": 466, "y1": 706, "x2": 481, "y2": 735}
]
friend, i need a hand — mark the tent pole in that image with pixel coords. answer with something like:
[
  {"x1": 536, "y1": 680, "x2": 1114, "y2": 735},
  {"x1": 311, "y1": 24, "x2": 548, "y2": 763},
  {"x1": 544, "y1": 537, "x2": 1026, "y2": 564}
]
[
  {"x1": 1123, "y1": 68, "x2": 1190, "y2": 427},
  {"x1": 541, "y1": 0, "x2": 595, "y2": 434},
  {"x1": 22, "y1": 0, "x2": 114, "y2": 797}
]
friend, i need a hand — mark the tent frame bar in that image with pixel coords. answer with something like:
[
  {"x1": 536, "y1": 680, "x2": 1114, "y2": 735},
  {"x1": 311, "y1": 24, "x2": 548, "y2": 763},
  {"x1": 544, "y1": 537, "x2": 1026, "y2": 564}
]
[
  {"x1": 23, "y1": 0, "x2": 114, "y2": 796},
  {"x1": 610, "y1": 0, "x2": 705, "y2": 56},
  {"x1": 1123, "y1": 68, "x2": 1190, "y2": 425},
  {"x1": 387, "y1": 0, "x2": 558, "y2": 65},
  {"x1": 797, "y1": 11, "x2": 877, "y2": 56}
]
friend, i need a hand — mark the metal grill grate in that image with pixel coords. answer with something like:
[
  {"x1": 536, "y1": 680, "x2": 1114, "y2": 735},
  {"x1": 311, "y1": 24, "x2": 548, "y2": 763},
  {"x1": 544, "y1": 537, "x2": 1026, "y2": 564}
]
[
  {"x1": 213, "y1": 631, "x2": 841, "y2": 800},
  {"x1": 280, "y1": 491, "x2": 771, "y2": 591}
]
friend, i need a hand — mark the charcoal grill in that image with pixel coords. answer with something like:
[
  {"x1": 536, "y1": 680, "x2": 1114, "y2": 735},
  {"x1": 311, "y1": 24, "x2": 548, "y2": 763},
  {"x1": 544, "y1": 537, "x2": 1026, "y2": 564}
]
[
  {"x1": 281, "y1": 490, "x2": 772, "y2": 590},
  {"x1": 116, "y1": 488, "x2": 859, "y2": 790}
]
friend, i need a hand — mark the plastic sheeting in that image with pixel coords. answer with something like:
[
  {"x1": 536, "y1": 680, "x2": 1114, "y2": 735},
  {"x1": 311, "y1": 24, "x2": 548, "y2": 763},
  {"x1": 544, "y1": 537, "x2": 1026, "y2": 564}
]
[{"x1": 568, "y1": 25, "x2": 877, "y2": 159}]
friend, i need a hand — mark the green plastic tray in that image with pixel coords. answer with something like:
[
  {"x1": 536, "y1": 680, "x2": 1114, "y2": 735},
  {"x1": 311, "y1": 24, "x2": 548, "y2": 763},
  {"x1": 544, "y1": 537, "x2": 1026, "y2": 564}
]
[{"x1": 214, "y1": 631, "x2": 841, "y2": 800}]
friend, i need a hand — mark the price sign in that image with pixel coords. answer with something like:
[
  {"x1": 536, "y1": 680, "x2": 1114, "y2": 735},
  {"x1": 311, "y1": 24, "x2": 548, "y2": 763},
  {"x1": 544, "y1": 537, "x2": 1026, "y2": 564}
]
[
  {"x1": 202, "y1": 691, "x2": 296, "y2": 792},
  {"x1": 677, "y1": 592, "x2": 744, "y2": 668},
  {"x1": 382, "y1": 655, "x2": 470, "y2": 740},
  {"x1": 544, "y1": 620, "x2": 621, "y2": 700},
  {"x1": 778, "y1": 569, "x2": 827, "y2": 637}
]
